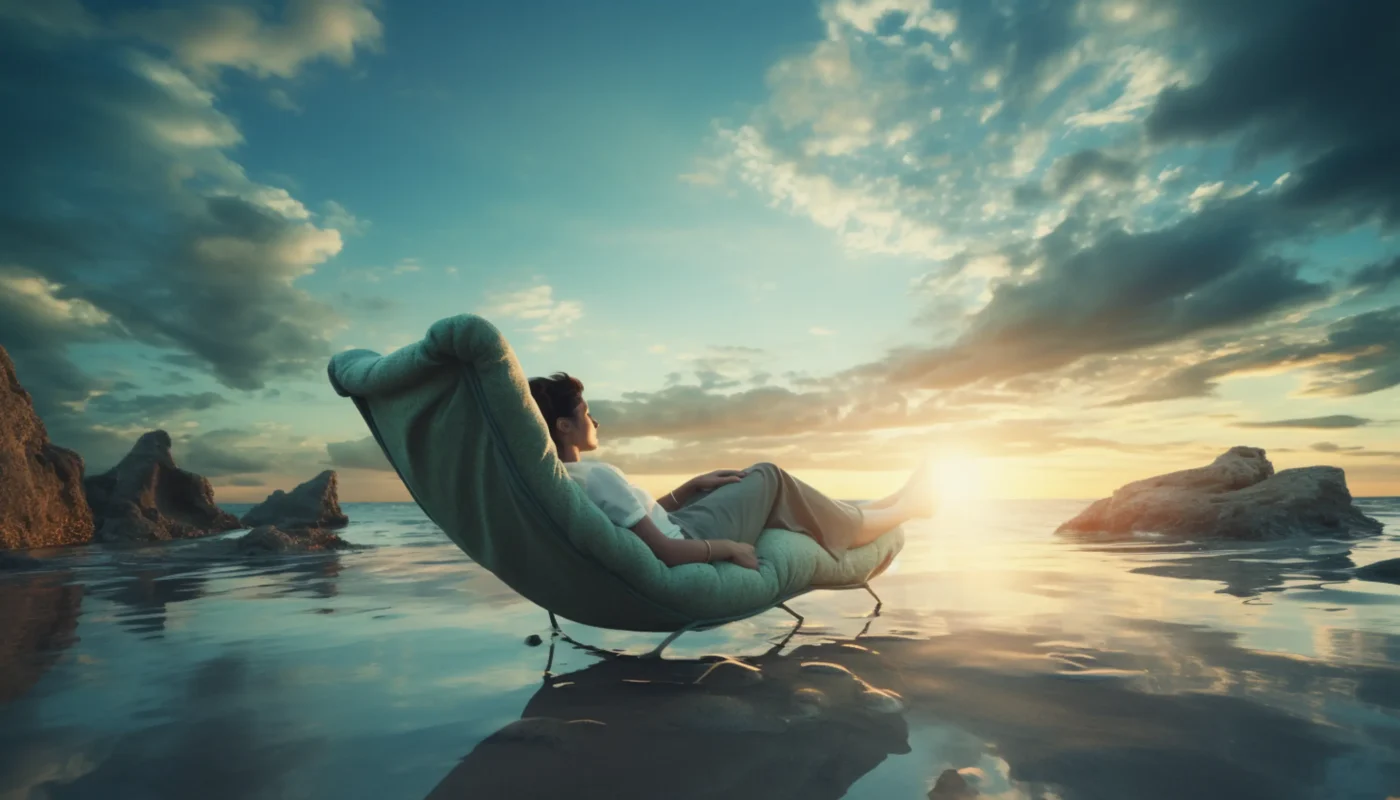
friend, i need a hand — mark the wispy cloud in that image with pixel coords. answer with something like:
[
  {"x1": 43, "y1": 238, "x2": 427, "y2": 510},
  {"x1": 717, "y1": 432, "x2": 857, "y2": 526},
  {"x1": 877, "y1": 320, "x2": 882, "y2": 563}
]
[
  {"x1": 480, "y1": 284, "x2": 583, "y2": 344},
  {"x1": 1235, "y1": 416, "x2": 1372, "y2": 430}
]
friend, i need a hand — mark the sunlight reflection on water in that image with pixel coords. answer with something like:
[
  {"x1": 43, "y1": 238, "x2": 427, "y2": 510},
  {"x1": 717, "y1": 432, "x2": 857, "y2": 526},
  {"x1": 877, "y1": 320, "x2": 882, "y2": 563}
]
[{"x1": 1, "y1": 499, "x2": 1398, "y2": 799}]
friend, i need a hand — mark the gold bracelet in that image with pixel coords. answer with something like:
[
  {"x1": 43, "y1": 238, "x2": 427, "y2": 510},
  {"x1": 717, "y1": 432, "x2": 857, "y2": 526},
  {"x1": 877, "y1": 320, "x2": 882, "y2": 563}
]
[
  {"x1": 703, "y1": 540, "x2": 712, "y2": 563},
  {"x1": 669, "y1": 490, "x2": 679, "y2": 506}
]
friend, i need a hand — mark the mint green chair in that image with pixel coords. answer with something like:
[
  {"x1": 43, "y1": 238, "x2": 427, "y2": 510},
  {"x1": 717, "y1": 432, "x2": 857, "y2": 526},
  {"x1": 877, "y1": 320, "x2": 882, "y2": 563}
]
[{"x1": 327, "y1": 314, "x2": 904, "y2": 656}]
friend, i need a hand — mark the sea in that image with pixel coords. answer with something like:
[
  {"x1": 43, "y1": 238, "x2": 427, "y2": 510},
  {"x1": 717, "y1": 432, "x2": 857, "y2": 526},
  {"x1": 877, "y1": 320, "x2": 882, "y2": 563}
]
[{"x1": 1, "y1": 498, "x2": 1398, "y2": 799}]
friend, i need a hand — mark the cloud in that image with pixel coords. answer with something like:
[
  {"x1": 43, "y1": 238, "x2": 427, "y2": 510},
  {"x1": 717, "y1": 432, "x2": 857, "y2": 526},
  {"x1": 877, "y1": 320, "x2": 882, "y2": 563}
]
[
  {"x1": 326, "y1": 435, "x2": 393, "y2": 471},
  {"x1": 0, "y1": 0, "x2": 97, "y2": 36},
  {"x1": 1145, "y1": 0, "x2": 1400, "y2": 228},
  {"x1": 335, "y1": 291, "x2": 396, "y2": 313},
  {"x1": 1311, "y1": 442, "x2": 1364, "y2": 453},
  {"x1": 1349, "y1": 255, "x2": 1400, "y2": 295},
  {"x1": 267, "y1": 87, "x2": 300, "y2": 112},
  {"x1": 117, "y1": 0, "x2": 383, "y2": 80},
  {"x1": 180, "y1": 443, "x2": 275, "y2": 477},
  {"x1": 169, "y1": 426, "x2": 330, "y2": 479},
  {"x1": 0, "y1": 4, "x2": 372, "y2": 468},
  {"x1": 1048, "y1": 149, "x2": 1137, "y2": 195},
  {"x1": 86, "y1": 391, "x2": 229, "y2": 420},
  {"x1": 845, "y1": 198, "x2": 1328, "y2": 389},
  {"x1": 1234, "y1": 415, "x2": 1372, "y2": 430},
  {"x1": 321, "y1": 200, "x2": 368, "y2": 236},
  {"x1": 479, "y1": 284, "x2": 583, "y2": 344},
  {"x1": 1110, "y1": 305, "x2": 1400, "y2": 405}
]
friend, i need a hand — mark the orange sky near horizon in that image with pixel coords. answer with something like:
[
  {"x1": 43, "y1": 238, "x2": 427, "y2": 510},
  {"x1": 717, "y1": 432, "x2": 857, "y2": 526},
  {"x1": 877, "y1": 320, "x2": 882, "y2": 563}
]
[{"x1": 214, "y1": 449, "x2": 1400, "y2": 508}]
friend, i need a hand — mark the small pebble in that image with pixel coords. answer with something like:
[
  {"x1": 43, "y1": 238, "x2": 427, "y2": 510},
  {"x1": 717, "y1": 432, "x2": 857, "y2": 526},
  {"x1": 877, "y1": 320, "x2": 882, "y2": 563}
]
[{"x1": 524, "y1": 634, "x2": 543, "y2": 646}]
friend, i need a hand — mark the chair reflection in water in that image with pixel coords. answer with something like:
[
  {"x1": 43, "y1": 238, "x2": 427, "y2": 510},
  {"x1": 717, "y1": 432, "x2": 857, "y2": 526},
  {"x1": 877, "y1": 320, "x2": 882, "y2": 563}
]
[{"x1": 425, "y1": 634, "x2": 911, "y2": 800}]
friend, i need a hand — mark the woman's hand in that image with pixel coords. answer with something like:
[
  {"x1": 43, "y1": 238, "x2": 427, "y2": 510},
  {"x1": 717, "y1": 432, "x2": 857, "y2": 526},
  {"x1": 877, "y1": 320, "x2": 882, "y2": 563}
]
[
  {"x1": 713, "y1": 540, "x2": 759, "y2": 570},
  {"x1": 690, "y1": 469, "x2": 747, "y2": 492}
]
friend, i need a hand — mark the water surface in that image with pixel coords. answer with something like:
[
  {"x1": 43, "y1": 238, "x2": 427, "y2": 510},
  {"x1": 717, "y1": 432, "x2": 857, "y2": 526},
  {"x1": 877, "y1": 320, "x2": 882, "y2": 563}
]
[{"x1": 2, "y1": 499, "x2": 1398, "y2": 799}]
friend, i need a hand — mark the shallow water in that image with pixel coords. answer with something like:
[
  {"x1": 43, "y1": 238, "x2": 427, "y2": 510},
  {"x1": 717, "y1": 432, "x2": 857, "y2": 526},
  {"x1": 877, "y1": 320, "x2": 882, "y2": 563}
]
[{"x1": 2, "y1": 499, "x2": 1399, "y2": 799}]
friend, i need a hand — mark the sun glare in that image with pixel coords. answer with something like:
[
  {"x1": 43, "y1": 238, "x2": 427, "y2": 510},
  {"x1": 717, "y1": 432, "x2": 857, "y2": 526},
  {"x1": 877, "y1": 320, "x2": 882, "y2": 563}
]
[{"x1": 927, "y1": 450, "x2": 988, "y2": 509}]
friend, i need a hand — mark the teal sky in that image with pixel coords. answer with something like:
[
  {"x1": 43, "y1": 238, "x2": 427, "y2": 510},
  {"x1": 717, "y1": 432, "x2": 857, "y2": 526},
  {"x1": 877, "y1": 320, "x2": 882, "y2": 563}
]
[{"x1": 2, "y1": 0, "x2": 1398, "y2": 501}]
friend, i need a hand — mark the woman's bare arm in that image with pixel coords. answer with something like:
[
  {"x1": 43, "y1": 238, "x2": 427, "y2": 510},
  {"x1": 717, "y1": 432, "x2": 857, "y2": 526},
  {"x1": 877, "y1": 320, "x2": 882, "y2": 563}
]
[
  {"x1": 655, "y1": 478, "x2": 699, "y2": 512},
  {"x1": 628, "y1": 516, "x2": 754, "y2": 568}
]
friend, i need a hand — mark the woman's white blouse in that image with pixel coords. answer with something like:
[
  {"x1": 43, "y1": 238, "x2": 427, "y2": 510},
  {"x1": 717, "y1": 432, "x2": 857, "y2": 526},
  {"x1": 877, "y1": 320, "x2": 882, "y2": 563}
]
[{"x1": 563, "y1": 460, "x2": 687, "y2": 540}]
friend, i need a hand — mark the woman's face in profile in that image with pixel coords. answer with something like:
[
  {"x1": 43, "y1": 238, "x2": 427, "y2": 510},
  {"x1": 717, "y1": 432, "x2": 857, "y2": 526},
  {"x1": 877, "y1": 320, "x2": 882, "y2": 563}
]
[{"x1": 573, "y1": 398, "x2": 600, "y2": 450}]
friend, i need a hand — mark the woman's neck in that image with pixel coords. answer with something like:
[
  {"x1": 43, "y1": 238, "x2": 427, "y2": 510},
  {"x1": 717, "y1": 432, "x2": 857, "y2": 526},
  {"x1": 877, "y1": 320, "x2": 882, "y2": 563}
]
[{"x1": 557, "y1": 444, "x2": 581, "y2": 463}]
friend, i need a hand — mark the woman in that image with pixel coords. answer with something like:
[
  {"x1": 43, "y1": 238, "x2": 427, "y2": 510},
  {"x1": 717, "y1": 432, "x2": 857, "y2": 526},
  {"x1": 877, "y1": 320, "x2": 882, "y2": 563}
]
[{"x1": 529, "y1": 372, "x2": 937, "y2": 571}]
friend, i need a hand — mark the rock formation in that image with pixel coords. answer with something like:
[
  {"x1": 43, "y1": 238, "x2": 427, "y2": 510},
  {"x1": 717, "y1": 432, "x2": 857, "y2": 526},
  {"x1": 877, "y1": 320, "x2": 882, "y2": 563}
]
[
  {"x1": 84, "y1": 430, "x2": 241, "y2": 542},
  {"x1": 1354, "y1": 558, "x2": 1400, "y2": 585},
  {"x1": 928, "y1": 769, "x2": 981, "y2": 799},
  {"x1": 240, "y1": 470, "x2": 348, "y2": 530},
  {"x1": 233, "y1": 524, "x2": 352, "y2": 554},
  {"x1": 1057, "y1": 446, "x2": 1384, "y2": 540},
  {"x1": 0, "y1": 345, "x2": 94, "y2": 550}
]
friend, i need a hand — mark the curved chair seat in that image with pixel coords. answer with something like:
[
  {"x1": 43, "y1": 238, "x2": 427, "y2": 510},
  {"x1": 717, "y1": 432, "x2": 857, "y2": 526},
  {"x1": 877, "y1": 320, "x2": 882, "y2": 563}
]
[{"x1": 327, "y1": 314, "x2": 904, "y2": 649}]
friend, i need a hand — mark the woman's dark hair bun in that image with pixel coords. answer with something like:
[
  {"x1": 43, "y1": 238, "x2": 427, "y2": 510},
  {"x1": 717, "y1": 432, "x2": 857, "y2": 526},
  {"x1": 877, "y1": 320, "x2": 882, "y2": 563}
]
[{"x1": 528, "y1": 372, "x2": 585, "y2": 446}]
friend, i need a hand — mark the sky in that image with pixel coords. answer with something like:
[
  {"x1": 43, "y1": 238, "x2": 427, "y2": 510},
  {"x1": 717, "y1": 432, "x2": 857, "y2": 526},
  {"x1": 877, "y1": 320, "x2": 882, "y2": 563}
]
[{"x1": 1, "y1": 0, "x2": 1398, "y2": 503}]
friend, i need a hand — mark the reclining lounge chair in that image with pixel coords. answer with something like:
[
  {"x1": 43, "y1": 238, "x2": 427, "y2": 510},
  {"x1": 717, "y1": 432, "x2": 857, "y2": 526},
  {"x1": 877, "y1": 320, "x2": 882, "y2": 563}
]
[{"x1": 327, "y1": 314, "x2": 904, "y2": 657}]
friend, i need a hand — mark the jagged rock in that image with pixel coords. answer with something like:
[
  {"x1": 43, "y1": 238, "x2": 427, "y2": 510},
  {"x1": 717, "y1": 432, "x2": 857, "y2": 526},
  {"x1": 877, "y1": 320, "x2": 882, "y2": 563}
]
[
  {"x1": 1057, "y1": 447, "x2": 1383, "y2": 540},
  {"x1": 1355, "y1": 559, "x2": 1400, "y2": 585},
  {"x1": 928, "y1": 769, "x2": 979, "y2": 799},
  {"x1": 0, "y1": 346, "x2": 94, "y2": 550},
  {"x1": 240, "y1": 470, "x2": 348, "y2": 531},
  {"x1": 84, "y1": 430, "x2": 240, "y2": 543},
  {"x1": 234, "y1": 524, "x2": 351, "y2": 554}
]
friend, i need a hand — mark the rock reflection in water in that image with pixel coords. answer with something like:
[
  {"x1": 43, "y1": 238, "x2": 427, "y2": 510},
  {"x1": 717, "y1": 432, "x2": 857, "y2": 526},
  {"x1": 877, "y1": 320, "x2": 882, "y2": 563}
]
[
  {"x1": 427, "y1": 639, "x2": 911, "y2": 800},
  {"x1": 1067, "y1": 537, "x2": 1361, "y2": 598},
  {"x1": 0, "y1": 571, "x2": 82, "y2": 705}
]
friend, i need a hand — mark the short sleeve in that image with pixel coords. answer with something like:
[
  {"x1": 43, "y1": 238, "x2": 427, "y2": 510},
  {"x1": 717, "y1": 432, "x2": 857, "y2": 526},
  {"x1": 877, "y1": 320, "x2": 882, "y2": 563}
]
[{"x1": 580, "y1": 465, "x2": 648, "y2": 528}]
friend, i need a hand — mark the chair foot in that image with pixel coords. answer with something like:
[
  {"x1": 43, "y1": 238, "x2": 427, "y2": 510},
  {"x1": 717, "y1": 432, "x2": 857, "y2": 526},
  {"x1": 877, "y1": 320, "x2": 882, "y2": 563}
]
[
  {"x1": 542, "y1": 636, "x2": 557, "y2": 682},
  {"x1": 548, "y1": 611, "x2": 561, "y2": 633},
  {"x1": 778, "y1": 602, "x2": 804, "y2": 624},
  {"x1": 862, "y1": 584, "x2": 883, "y2": 617},
  {"x1": 765, "y1": 604, "x2": 806, "y2": 653}
]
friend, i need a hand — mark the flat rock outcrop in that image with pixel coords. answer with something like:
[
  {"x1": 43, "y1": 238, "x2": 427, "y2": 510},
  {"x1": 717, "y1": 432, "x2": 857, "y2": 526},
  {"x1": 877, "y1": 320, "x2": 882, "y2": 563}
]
[
  {"x1": 1354, "y1": 558, "x2": 1400, "y2": 585},
  {"x1": 0, "y1": 346, "x2": 94, "y2": 550},
  {"x1": 84, "y1": 430, "x2": 241, "y2": 542},
  {"x1": 1057, "y1": 446, "x2": 1383, "y2": 540},
  {"x1": 240, "y1": 470, "x2": 348, "y2": 530},
  {"x1": 233, "y1": 524, "x2": 352, "y2": 554}
]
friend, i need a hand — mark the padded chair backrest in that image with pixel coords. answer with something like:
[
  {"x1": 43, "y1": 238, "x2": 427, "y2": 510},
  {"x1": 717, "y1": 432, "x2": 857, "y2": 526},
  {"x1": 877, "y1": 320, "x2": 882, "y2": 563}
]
[{"x1": 328, "y1": 314, "x2": 703, "y2": 631}]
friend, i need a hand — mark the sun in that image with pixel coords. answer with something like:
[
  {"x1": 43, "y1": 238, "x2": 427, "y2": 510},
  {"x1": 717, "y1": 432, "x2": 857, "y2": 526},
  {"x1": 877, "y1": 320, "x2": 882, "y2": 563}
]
[{"x1": 925, "y1": 449, "x2": 988, "y2": 508}]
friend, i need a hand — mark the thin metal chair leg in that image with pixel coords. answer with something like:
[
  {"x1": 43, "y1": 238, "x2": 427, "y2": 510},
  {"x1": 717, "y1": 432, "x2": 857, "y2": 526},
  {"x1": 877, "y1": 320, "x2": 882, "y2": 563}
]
[
  {"x1": 764, "y1": 603, "x2": 806, "y2": 654},
  {"x1": 542, "y1": 636, "x2": 557, "y2": 682},
  {"x1": 548, "y1": 611, "x2": 561, "y2": 633},
  {"x1": 642, "y1": 623, "x2": 697, "y2": 660},
  {"x1": 862, "y1": 584, "x2": 883, "y2": 617}
]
